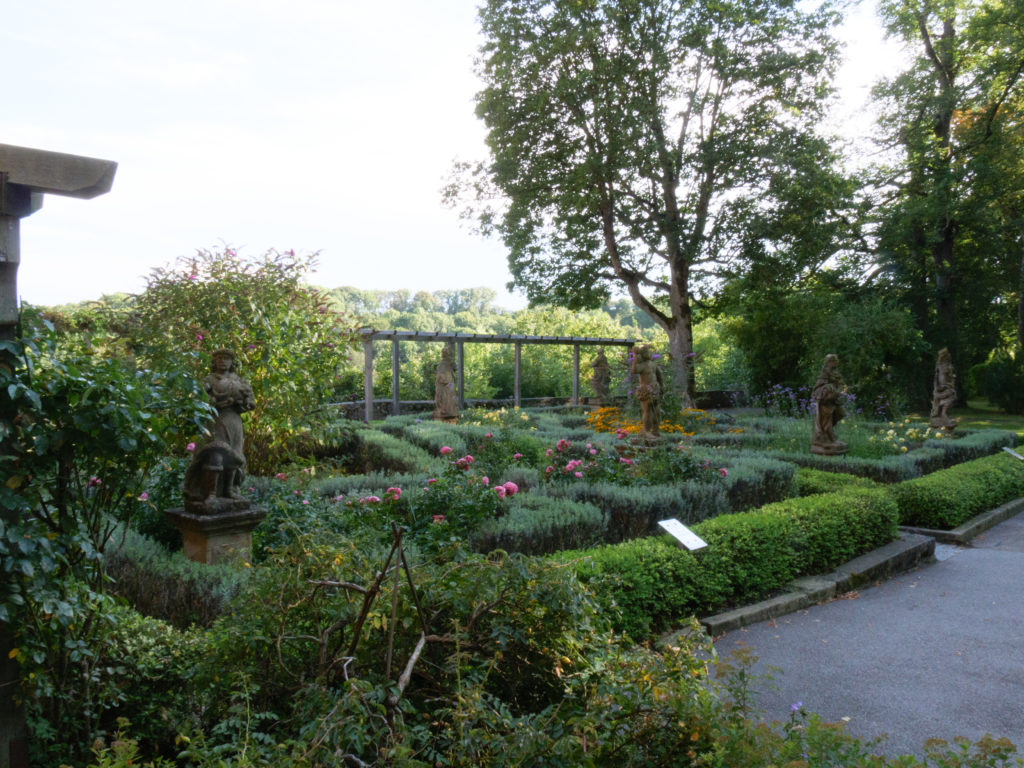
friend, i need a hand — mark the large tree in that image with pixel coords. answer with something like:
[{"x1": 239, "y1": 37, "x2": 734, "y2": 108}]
[
  {"x1": 872, "y1": 0, "x2": 1024, "y2": 370},
  {"x1": 455, "y1": 0, "x2": 845, "y2": 401}
]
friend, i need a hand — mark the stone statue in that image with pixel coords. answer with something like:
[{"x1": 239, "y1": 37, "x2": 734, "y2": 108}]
[
  {"x1": 631, "y1": 344, "x2": 663, "y2": 441},
  {"x1": 929, "y1": 348, "x2": 957, "y2": 431},
  {"x1": 811, "y1": 353, "x2": 848, "y2": 455},
  {"x1": 184, "y1": 348, "x2": 256, "y2": 510},
  {"x1": 433, "y1": 343, "x2": 459, "y2": 422},
  {"x1": 590, "y1": 348, "x2": 611, "y2": 404}
]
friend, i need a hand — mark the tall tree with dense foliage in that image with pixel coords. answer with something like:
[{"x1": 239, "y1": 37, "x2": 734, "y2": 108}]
[
  {"x1": 453, "y1": 0, "x2": 847, "y2": 402},
  {"x1": 871, "y1": 0, "x2": 1024, "y2": 371}
]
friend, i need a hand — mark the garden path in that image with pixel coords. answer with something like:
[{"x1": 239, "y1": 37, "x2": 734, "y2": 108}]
[{"x1": 713, "y1": 511, "x2": 1024, "y2": 758}]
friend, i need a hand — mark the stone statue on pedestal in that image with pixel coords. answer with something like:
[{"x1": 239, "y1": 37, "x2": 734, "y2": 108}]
[
  {"x1": 929, "y1": 348, "x2": 957, "y2": 431},
  {"x1": 631, "y1": 345, "x2": 663, "y2": 442},
  {"x1": 590, "y1": 348, "x2": 611, "y2": 404},
  {"x1": 811, "y1": 353, "x2": 849, "y2": 455}
]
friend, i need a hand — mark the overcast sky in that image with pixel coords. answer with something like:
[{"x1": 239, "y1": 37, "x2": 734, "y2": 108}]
[{"x1": 2, "y1": 0, "x2": 901, "y2": 310}]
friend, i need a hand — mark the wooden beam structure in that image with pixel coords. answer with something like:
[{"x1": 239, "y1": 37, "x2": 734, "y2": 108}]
[{"x1": 357, "y1": 328, "x2": 636, "y2": 422}]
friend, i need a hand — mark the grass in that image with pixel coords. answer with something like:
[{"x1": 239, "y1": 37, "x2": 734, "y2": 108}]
[{"x1": 908, "y1": 400, "x2": 1024, "y2": 437}]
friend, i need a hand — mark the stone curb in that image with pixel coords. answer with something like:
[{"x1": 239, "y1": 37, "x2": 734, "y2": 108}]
[
  {"x1": 898, "y1": 497, "x2": 1024, "y2": 544},
  {"x1": 700, "y1": 532, "x2": 936, "y2": 637}
]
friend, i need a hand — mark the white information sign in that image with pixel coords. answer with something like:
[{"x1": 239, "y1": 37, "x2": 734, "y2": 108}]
[
  {"x1": 658, "y1": 518, "x2": 708, "y2": 552},
  {"x1": 1002, "y1": 447, "x2": 1024, "y2": 462}
]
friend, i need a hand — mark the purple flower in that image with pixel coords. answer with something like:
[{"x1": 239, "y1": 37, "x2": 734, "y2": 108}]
[{"x1": 137, "y1": 492, "x2": 149, "y2": 501}]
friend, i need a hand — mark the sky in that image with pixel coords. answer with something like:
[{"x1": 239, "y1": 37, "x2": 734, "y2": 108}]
[{"x1": 1, "y1": 0, "x2": 903, "y2": 310}]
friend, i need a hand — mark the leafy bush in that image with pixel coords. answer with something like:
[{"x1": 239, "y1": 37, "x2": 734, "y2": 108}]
[
  {"x1": 542, "y1": 481, "x2": 697, "y2": 541},
  {"x1": 572, "y1": 487, "x2": 899, "y2": 638},
  {"x1": 127, "y1": 246, "x2": 359, "y2": 473},
  {"x1": 890, "y1": 452, "x2": 1024, "y2": 529},
  {"x1": 104, "y1": 529, "x2": 246, "y2": 628},
  {"x1": 970, "y1": 352, "x2": 1024, "y2": 413},
  {"x1": 352, "y1": 427, "x2": 440, "y2": 474},
  {"x1": 720, "y1": 455, "x2": 797, "y2": 511},
  {"x1": 796, "y1": 467, "x2": 879, "y2": 496},
  {"x1": 471, "y1": 493, "x2": 607, "y2": 555}
]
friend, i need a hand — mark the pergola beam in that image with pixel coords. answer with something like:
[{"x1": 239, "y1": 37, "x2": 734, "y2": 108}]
[{"x1": 357, "y1": 328, "x2": 636, "y2": 422}]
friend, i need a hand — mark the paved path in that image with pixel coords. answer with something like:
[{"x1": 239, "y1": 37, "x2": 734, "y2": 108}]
[{"x1": 713, "y1": 512, "x2": 1024, "y2": 758}]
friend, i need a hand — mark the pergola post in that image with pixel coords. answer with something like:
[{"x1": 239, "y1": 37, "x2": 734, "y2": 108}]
[
  {"x1": 514, "y1": 342, "x2": 522, "y2": 409},
  {"x1": 572, "y1": 343, "x2": 581, "y2": 405},
  {"x1": 391, "y1": 338, "x2": 400, "y2": 416},
  {"x1": 456, "y1": 341, "x2": 465, "y2": 408},
  {"x1": 363, "y1": 336, "x2": 374, "y2": 423},
  {"x1": 0, "y1": 143, "x2": 117, "y2": 768}
]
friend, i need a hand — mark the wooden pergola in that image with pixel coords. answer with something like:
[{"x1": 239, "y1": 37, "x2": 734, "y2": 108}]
[{"x1": 359, "y1": 329, "x2": 636, "y2": 422}]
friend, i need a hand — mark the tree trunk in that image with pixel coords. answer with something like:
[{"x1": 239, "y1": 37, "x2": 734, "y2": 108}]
[{"x1": 666, "y1": 317, "x2": 696, "y2": 408}]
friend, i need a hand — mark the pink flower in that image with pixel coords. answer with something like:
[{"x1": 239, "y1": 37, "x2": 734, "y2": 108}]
[
  {"x1": 719, "y1": 468, "x2": 728, "y2": 478},
  {"x1": 432, "y1": 514, "x2": 445, "y2": 523},
  {"x1": 574, "y1": 471, "x2": 583, "y2": 478},
  {"x1": 503, "y1": 481, "x2": 519, "y2": 496},
  {"x1": 545, "y1": 465, "x2": 554, "y2": 474},
  {"x1": 87, "y1": 476, "x2": 102, "y2": 488},
  {"x1": 615, "y1": 429, "x2": 628, "y2": 440},
  {"x1": 386, "y1": 486, "x2": 402, "y2": 500},
  {"x1": 197, "y1": 333, "x2": 203, "y2": 341},
  {"x1": 440, "y1": 446, "x2": 453, "y2": 455},
  {"x1": 137, "y1": 492, "x2": 149, "y2": 501},
  {"x1": 556, "y1": 439, "x2": 571, "y2": 452},
  {"x1": 546, "y1": 448, "x2": 554, "y2": 457},
  {"x1": 589, "y1": 448, "x2": 597, "y2": 455},
  {"x1": 485, "y1": 432, "x2": 493, "y2": 438},
  {"x1": 186, "y1": 442, "x2": 196, "y2": 453},
  {"x1": 302, "y1": 499, "x2": 310, "y2": 505},
  {"x1": 294, "y1": 490, "x2": 301, "y2": 496},
  {"x1": 360, "y1": 495, "x2": 381, "y2": 504},
  {"x1": 513, "y1": 453, "x2": 523, "y2": 460},
  {"x1": 481, "y1": 476, "x2": 489, "y2": 486},
  {"x1": 275, "y1": 472, "x2": 287, "y2": 481},
  {"x1": 334, "y1": 494, "x2": 344, "y2": 502},
  {"x1": 427, "y1": 478, "x2": 437, "y2": 485},
  {"x1": 619, "y1": 458, "x2": 634, "y2": 465},
  {"x1": 494, "y1": 486, "x2": 507, "y2": 499}
]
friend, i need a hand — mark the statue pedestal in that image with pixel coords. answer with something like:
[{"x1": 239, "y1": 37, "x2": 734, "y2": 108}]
[
  {"x1": 811, "y1": 440, "x2": 849, "y2": 456},
  {"x1": 165, "y1": 503, "x2": 266, "y2": 565}
]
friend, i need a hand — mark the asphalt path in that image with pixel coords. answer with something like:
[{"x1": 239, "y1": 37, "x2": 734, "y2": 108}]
[{"x1": 713, "y1": 512, "x2": 1024, "y2": 758}]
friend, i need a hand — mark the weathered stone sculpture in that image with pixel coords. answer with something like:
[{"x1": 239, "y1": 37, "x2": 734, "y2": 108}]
[
  {"x1": 811, "y1": 353, "x2": 849, "y2": 455},
  {"x1": 590, "y1": 348, "x2": 611, "y2": 404},
  {"x1": 631, "y1": 344, "x2": 663, "y2": 442},
  {"x1": 929, "y1": 348, "x2": 957, "y2": 431},
  {"x1": 433, "y1": 343, "x2": 459, "y2": 422},
  {"x1": 167, "y1": 349, "x2": 264, "y2": 564},
  {"x1": 183, "y1": 349, "x2": 256, "y2": 509}
]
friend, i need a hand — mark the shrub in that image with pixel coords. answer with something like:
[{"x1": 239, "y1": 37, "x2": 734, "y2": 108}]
[
  {"x1": 890, "y1": 452, "x2": 1024, "y2": 529},
  {"x1": 104, "y1": 529, "x2": 246, "y2": 628},
  {"x1": 472, "y1": 494, "x2": 607, "y2": 555},
  {"x1": 796, "y1": 467, "x2": 878, "y2": 496},
  {"x1": 127, "y1": 246, "x2": 359, "y2": 473},
  {"x1": 352, "y1": 427, "x2": 439, "y2": 473},
  {"x1": 970, "y1": 352, "x2": 1024, "y2": 413},
  {"x1": 720, "y1": 455, "x2": 797, "y2": 510},
  {"x1": 571, "y1": 487, "x2": 899, "y2": 638},
  {"x1": 542, "y1": 481, "x2": 696, "y2": 542}
]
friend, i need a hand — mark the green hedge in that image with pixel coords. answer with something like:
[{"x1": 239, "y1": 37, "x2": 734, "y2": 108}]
[
  {"x1": 354, "y1": 428, "x2": 440, "y2": 473},
  {"x1": 105, "y1": 529, "x2": 246, "y2": 628},
  {"x1": 472, "y1": 494, "x2": 608, "y2": 555},
  {"x1": 720, "y1": 455, "x2": 797, "y2": 511},
  {"x1": 890, "y1": 451, "x2": 1024, "y2": 529},
  {"x1": 796, "y1": 467, "x2": 878, "y2": 496},
  {"x1": 568, "y1": 486, "x2": 899, "y2": 638}
]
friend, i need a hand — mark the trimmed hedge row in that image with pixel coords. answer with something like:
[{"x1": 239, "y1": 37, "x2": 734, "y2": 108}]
[
  {"x1": 354, "y1": 428, "x2": 440, "y2": 473},
  {"x1": 105, "y1": 529, "x2": 246, "y2": 628},
  {"x1": 472, "y1": 494, "x2": 608, "y2": 556},
  {"x1": 567, "y1": 486, "x2": 899, "y2": 639},
  {"x1": 891, "y1": 451, "x2": 1024, "y2": 529},
  {"x1": 796, "y1": 467, "x2": 878, "y2": 496}
]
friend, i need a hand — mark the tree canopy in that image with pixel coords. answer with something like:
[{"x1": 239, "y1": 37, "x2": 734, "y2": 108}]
[{"x1": 454, "y1": 0, "x2": 847, "y2": 401}]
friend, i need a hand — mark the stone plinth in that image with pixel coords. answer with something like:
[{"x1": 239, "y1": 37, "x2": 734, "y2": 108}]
[{"x1": 165, "y1": 504, "x2": 266, "y2": 565}]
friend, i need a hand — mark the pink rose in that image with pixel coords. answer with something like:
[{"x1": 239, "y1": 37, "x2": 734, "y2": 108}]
[
  {"x1": 432, "y1": 514, "x2": 445, "y2": 523},
  {"x1": 513, "y1": 453, "x2": 523, "y2": 460},
  {"x1": 427, "y1": 478, "x2": 438, "y2": 484},
  {"x1": 275, "y1": 472, "x2": 287, "y2": 481},
  {"x1": 481, "y1": 477, "x2": 490, "y2": 486},
  {"x1": 186, "y1": 442, "x2": 196, "y2": 453},
  {"x1": 137, "y1": 491, "x2": 149, "y2": 501},
  {"x1": 503, "y1": 481, "x2": 518, "y2": 496},
  {"x1": 719, "y1": 468, "x2": 728, "y2": 478},
  {"x1": 440, "y1": 446, "x2": 453, "y2": 455},
  {"x1": 485, "y1": 433, "x2": 493, "y2": 438},
  {"x1": 574, "y1": 471, "x2": 583, "y2": 478},
  {"x1": 494, "y1": 486, "x2": 506, "y2": 499}
]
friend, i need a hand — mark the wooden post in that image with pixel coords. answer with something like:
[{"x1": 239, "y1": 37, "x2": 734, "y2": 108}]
[
  {"x1": 514, "y1": 342, "x2": 522, "y2": 409},
  {"x1": 572, "y1": 343, "x2": 580, "y2": 405},
  {"x1": 391, "y1": 339, "x2": 400, "y2": 416},
  {"x1": 457, "y1": 341, "x2": 465, "y2": 408},
  {"x1": 363, "y1": 336, "x2": 374, "y2": 423}
]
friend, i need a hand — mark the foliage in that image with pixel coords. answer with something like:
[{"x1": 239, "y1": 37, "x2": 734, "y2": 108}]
[
  {"x1": 0, "y1": 310, "x2": 213, "y2": 765},
  {"x1": 572, "y1": 486, "x2": 899, "y2": 638},
  {"x1": 455, "y1": 0, "x2": 847, "y2": 400},
  {"x1": 471, "y1": 493, "x2": 608, "y2": 555},
  {"x1": 127, "y1": 246, "x2": 359, "y2": 473},
  {"x1": 970, "y1": 353, "x2": 1024, "y2": 414},
  {"x1": 870, "y1": 0, "x2": 1024, "y2": 373},
  {"x1": 890, "y1": 452, "x2": 1024, "y2": 529},
  {"x1": 796, "y1": 467, "x2": 879, "y2": 497}
]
